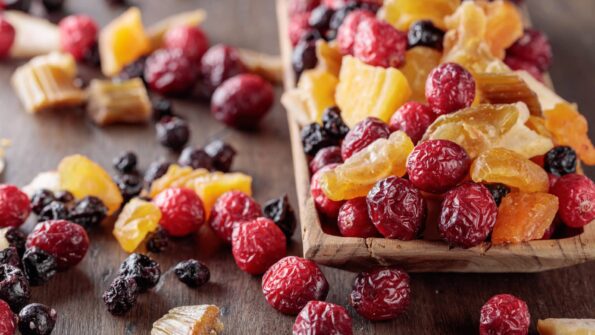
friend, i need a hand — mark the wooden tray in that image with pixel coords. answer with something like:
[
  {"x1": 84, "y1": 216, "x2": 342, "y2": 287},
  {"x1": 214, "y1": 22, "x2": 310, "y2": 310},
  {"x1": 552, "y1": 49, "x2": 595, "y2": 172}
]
[{"x1": 276, "y1": 0, "x2": 595, "y2": 272}]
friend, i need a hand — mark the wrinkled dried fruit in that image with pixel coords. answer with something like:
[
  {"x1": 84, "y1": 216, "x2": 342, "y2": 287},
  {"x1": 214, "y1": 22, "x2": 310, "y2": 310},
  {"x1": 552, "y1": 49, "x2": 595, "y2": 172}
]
[
  {"x1": 389, "y1": 101, "x2": 436, "y2": 144},
  {"x1": 400, "y1": 47, "x2": 442, "y2": 103},
  {"x1": 102, "y1": 276, "x2": 138, "y2": 316},
  {"x1": 544, "y1": 146, "x2": 577, "y2": 177},
  {"x1": 311, "y1": 164, "x2": 344, "y2": 219},
  {"x1": 118, "y1": 253, "x2": 161, "y2": 292},
  {"x1": 0, "y1": 264, "x2": 30, "y2": 311},
  {"x1": 551, "y1": 174, "x2": 595, "y2": 228},
  {"x1": 0, "y1": 185, "x2": 31, "y2": 228},
  {"x1": 18, "y1": 303, "x2": 57, "y2": 335},
  {"x1": 479, "y1": 294, "x2": 530, "y2": 335},
  {"x1": 425, "y1": 62, "x2": 476, "y2": 116},
  {"x1": 232, "y1": 217, "x2": 286, "y2": 275},
  {"x1": 26, "y1": 220, "x2": 89, "y2": 270},
  {"x1": 309, "y1": 146, "x2": 343, "y2": 174},
  {"x1": 341, "y1": 117, "x2": 390, "y2": 160},
  {"x1": 208, "y1": 191, "x2": 262, "y2": 243},
  {"x1": 174, "y1": 260, "x2": 210, "y2": 288},
  {"x1": 153, "y1": 188, "x2": 205, "y2": 237},
  {"x1": 292, "y1": 301, "x2": 353, "y2": 335},
  {"x1": 263, "y1": 195, "x2": 297, "y2": 240},
  {"x1": 337, "y1": 197, "x2": 378, "y2": 238},
  {"x1": 353, "y1": 17, "x2": 407, "y2": 68},
  {"x1": 22, "y1": 247, "x2": 57, "y2": 286},
  {"x1": 350, "y1": 267, "x2": 410, "y2": 321},
  {"x1": 113, "y1": 198, "x2": 161, "y2": 253}
]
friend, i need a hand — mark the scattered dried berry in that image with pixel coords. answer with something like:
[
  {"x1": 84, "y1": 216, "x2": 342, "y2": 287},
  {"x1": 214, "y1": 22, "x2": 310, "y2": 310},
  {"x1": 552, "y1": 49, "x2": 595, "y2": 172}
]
[
  {"x1": 544, "y1": 146, "x2": 577, "y2": 177},
  {"x1": 341, "y1": 117, "x2": 390, "y2": 160},
  {"x1": 26, "y1": 220, "x2": 90, "y2": 270},
  {"x1": 262, "y1": 256, "x2": 329, "y2": 315},
  {"x1": 54, "y1": 191, "x2": 74, "y2": 204},
  {"x1": 153, "y1": 187, "x2": 205, "y2": 237},
  {"x1": 506, "y1": 28, "x2": 552, "y2": 72},
  {"x1": 21, "y1": 247, "x2": 57, "y2": 286},
  {"x1": 113, "y1": 151, "x2": 138, "y2": 174},
  {"x1": 59, "y1": 15, "x2": 98, "y2": 61},
  {"x1": 289, "y1": 0, "x2": 320, "y2": 16},
  {"x1": 144, "y1": 160, "x2": 172, "y2": 186},
  {"x1": 102, "y1": 276, "x2": 138, "y2": 316},
  {"x1": 322, "y1": 106, "x2": 350, "y2": 140},
  {"x1": 263, "y1": 195, "x2": 297, "y2": 240},
  {"x1": 309, "y1": 146, "x2": 343, "y2": 174},
  {"x1": 117, "y1": 56, "x2": 147, "y2": 82},
  {"x1": 151, "y1": 97, "x2": 174, "y2": 122},
  {"x1": 293, "y1": 301, "x2": 353, "y2": 335},
  {"x1": 68, "y1": 196, "x2": 108, "y2": 229},
  {"x1": 338, "y1": 197, "x2": 378, "y2": 238},
  {"x1": 0, "y1": 228, "x2": 26, "y2": 256},
  {"x1": 156, "y1": 116, "x2": 190, "y2": 151},
  {"x1": 309, "y1": 5, "x2": 335, "y2": 36},
  {"x1": 145, "y1": 229, "x2": 169, "y2": 254},
  {"x1": 178, "y1": 147, "x2": 214, "y2": 171},
  {"x1": 353, "y1": 17, "x2": 407, "y2": 68},
  {"x1": 311, "y1": 164, "x2": 344, "y2": 220},
  {"x1": 292, "y1": 31, "x2": 320, "y2": 77},
  {"x1": 425, "y1": 62, "x2": 476, "y2": 116},
  {"x1": 232, "y1": 217, "x2": 287, "y2": 275},
  {"x1": 18, "y1": 303, "x2": 57, "y2": 335},
  {"x1": 83, "y1": 43, "x2": 101, "y2": 68},
  {"x1": 388, "y1": 101, "x2": 436, "y2": 144},
  {"x1": 204, "y1": 140, "x2": 237, "y2": 173},
  {"x1": 37, "y1": 202, "x2": 69, "y2": 223},
  {"x1": 114, "y1": 174, "x2": 143, "y2": 203},
  {"x1": 551, "y1": 174, "x2": 595, "y2": 228},
  {"x1": 407, "y1": 20, "x2": 445, "y2": 50},
  {"x1": 164, "y1": 26, "x2": 209, "y2": 63},
  {"x1": 118, "y1": 253, "x2": 161, "y2": 292},
  {"x1": 485, "y1": 183, "x2": 511, "y2": 207},
  {"x1": 174, "y1": 259, "x2": 210, "y2": 288},
  {"x1": 0, "y1": 185, "x2": 31, "y2": 228},
  {"x1": 289, "y1": 12, "x2": 313, "y2": 47},
  {"x1": 0, "y1": 18, "x2": 16, "y2": 58},
  {"x1": 479, "y1": 294, "x2": 530, "y2": 335},
  {"x1": 200, "y1": 44, "x2": 247, "y2": 95},
  {"x1": 350, "y1": 267, "x2": 410, "y2": 321},
  {"x1": 328, "y1": 3, "x2": 359, "y2": 32},
  {"x1": 145, "y1": 49, "x2": 197, "y2": 96},
  {"x1": 209, "y1": 191, "x2": 262, "y2": 243},
  {"x1": 336, "y1": 9, "x2": 375, "y2": 55},
  {"x1": 301, "y1": 123, "x2": 336, "y2": 156},
  {"x1": 0, "y1": 299, "x2": 16, "y2": 335},
  {"x1": 0, "y1": 247, "x2": 20, "y2": 269},
  {"x1": 30, "y1": 190, "x2": 55, "y2": 215},
  {"x1": 0, "y1": 264, "x2": 30, "y2": 311}
]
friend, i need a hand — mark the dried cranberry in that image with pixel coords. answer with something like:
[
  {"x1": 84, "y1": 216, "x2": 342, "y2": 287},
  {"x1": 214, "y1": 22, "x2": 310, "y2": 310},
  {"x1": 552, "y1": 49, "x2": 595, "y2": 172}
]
[
  {"x1": 164, "y1": 26, "x2": 209, "y2": 63},
  {"x1": 0, "y1": 185, "x2": 31, "y2": 228},
  {"x1": 406, "y1": 140, "x2": 470, "y2": 194},
  {"x1": 156, "y1": 116, "x2": 190, "y2": 151},
  {"x1": 113, "y1": 151, "x2": 138, "y2": 174},
  {"x1": 26, "y1": 220, "x2": 89, "y2": 270},
  {"x1": 425, "y1": 62, "x2": 476, "y2": 116},
  {"x1": 367, "y1": 177, "x2": 425, "y2": 240},
  {"x1": 337, "y1": 197, "x2": 379, "y2": 238},
  {"x1": 551, "y1": 174, "x2": 595, "y2": 228},
  {"x1": 293, "y1": 301, "x2": 353, "y2": 335},
  {"x1": 0, "y1": 18, "x2": 16, "y2": 58},
  {"x1": 0, "y1": 247, "x2": 20, "y2": 269},
  {"x1": 407, "y1": 20, "x2": 445, "y2": 50},
  {"x1": 204, "y1": 140, "x2": 237, "y2": 172},
  {"x1": 262, "y1": 256, "x2": 329, "y2": 315},
  {"x1": 118, "y1": 253, "x2": 161, "y2": 292},
  {"x1": 439, "y1": 182, "x2": 497, "y2": 248},
  {"x1": 485, "y1": 183, "x2": 511, "y2": 207},
  {"x1": 504, "y1": 56, "x2": 543, "y2": 82},
  {"x1": 37, "y1": 202, "x2": 69, "y2": 223},
  {"x1": 144, "y1": 160, "x2": 171, "y2": 185},
  {"x1": 353, "y1": 17, "x2": 407, "y2": 68},
  {"x1": 145, "y1": 48, "x2": 197, "y2": 96},
  {"x1": 208, "y1": 191, "x2": 262, "y2": 243},
  {"x1": 544, "y1": 146, "x2": 577, "y2": 177},
  {"x1": 309, "y1": 5, "x2": 335, "y2": 36},
  {"x1": 200, "y1": 44, "x2": 247, "y2": 95},
  {"x1": 289, "y1": 12, "x2": 313, "y2": 47},
  {"x1": 151, "y1": 97, "x2": 174, "y2": 122},
  {"x1": 102, "y1": 276, "x2": 138, "y2": 316},
  {"x1": 117, "y1": 56, "x2": 147, "y2": 83},
  {"x1": 21, "y1": 247, "x2": 57, "y2": 287},
  {"x1": 350, "y1": 267, "x2": 410, "y2": 321},
  {"x1": 0, "y1": 299, "x2": 16, "y2": 335},
  {"x1": 289, "y1": 0, "x2": 321, "y2": 15},
  {"x1": 68, "y1": 196, "x2": 108, "y2": 229},
  {"x1": 18, "y1": 303, "x2": 57, "y2": 335},
  {"x1": 153, "y1": 188, "x2": 205, "y2": 237},
  {"x1": 263, "y1": 195, "x2": 297, "y2": 240},
  {"x1": 59, "y1": 15, "x2": 98, "y2": 61},
  {"x1": 145, "y1": 229, "x2": 169, "y2": 253},
  {"x1": 336, "y1": 9, "x2": 375, "y2": 55},
  {"x1": 309, "y1": 146, "x2": 343, "y2": 174},
  {"x1": 341, "y1": 117, "x2": 390, "y2": 160},
  {"x1": 178, "y1": 147, "x2": 214, "y2": 170},
  {"x1": 311, "y1": 164, "x2": 344, "y2": 220},
  {"x1": 174, "y1": 259, "x2": 210, "y2": 288},
  {"x1": 322, "y1": 106, "x2": 350, "y2": 140},
  {"x1": 388, "y1": 101, "x2": 437, "y2": 144},
  {"x1": 548, "y1": 173, "x2": 560, "y2": 192},
  {"x1": 30, "y1": 190, "x2": 55, "y2": 215},
  {"x1": 232, "y1": 217, "x2": 287, "y2": 275},
  {"x1": 506, "y1": 28, "x2": 552, "y2": 72},
  {"x1": 292, "y1": 31, "x2": 320, "y2": 77},
  {"x1": 479, "y1": 294, "x2": 530, "y2": 335},
  {"x1": 0, "y1": 264, "x2": 30, "y2": 311}
]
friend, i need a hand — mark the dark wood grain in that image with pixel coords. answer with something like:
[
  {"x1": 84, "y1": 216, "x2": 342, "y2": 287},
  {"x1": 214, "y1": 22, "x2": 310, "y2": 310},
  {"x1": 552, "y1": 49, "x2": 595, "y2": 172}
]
[{"x1": 0, "y1": 0, "x2": 593, "y2": 334}]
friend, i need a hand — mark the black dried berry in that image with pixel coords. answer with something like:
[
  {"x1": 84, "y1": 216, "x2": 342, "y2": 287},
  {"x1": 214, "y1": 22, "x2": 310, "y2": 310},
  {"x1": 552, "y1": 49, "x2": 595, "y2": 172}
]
[
  {"x1": 156, "y1": 116, "x2": 190, "y2": 151},
  {"x1": 329, "y1": 3, "x2": 360, "y2": 31},
  {"x1": 37, "y1": 202, "x2": 69, "y2": 223},
  {"x1": 41, "y1": 0, "x2": 64, "y2": 12},
  {"x1": 102, "y1": 276, "x2": 138, "y2": 316},
  {"x1": 301, "y1": 123, "x2": 336, "y2": 156},
  {"x1": 152, "y1": 97, "x2": 174, "y2": 122},
  {"x1": 22, "y1": 247, "x2": 57, "y2": 286},
  {"x1": 322, "y1": 106, "x2": 350, "y2": 140},
  {"x1": 1, "y1": 228, "x2": 26, "y2": 256},
  {"x1": 174, "y1": 259, "x2": 210, "y2": 288},
  {"x1": 83, "y1": 43, "x2": 101, "y2": 68},
  {"x1": 292, "y1": 31, "x2": 319, "y2": 78},
  {"x1": 485, "y1": 183, "x2": 511, "y2": 206},
  {"x1": 204, "y1": 140, "x2": 237, "y2": 173},
  {"x1": 309, "y1": 5, "x2": 335, "y2": 35},
  {"x1": 263, "y1": 195, "x2": 297, "y2": 240},
  {"x1": 3, "y1": 0, "x2": 32, "y2": 12},
  {"x1": 113, "y1": 151, "x2": 138, "y2": 174},
  {"x1": 407, "y1": 20, "x2": 445, "y2": 51},
  {"x1": 118, "y1": 253, "x2": 161, "y2": 292},
  {"x1": 114, "y1": 174, "x2": 143, "y2": 202},
  {"x1": 144, "y1": 160, "x2": 172, "y2": 186},
  {"x1": 0, "y1": 247, "x2": 21, "y2": 269},
  {"x1": 146, "y1": 229, "x2": 169, "y2": 253},
  {"x1": 0, "y1": 264, "x2": 30, "y2": 311},
  {"x1": 30, "y1": 190, "x2": 55, "y2": 215},
  {"x1": 54, "y1": 191, "x2": 74, "y2": 204},
  {"x1": 18, "y1": 303, "x2": 57, "y2": 335},
  {"x1": 68, "y1": 196, "x2": 108, "y2": 229},
  {"x1": 544, "y1": 146, "x2": 577, "y2": 177},
  {"x1": 178, "y1": 147, "x2": 214, "y2": 170},
  {"x1": 117, "y1": 56, "x2": 147, "y2": 83}
]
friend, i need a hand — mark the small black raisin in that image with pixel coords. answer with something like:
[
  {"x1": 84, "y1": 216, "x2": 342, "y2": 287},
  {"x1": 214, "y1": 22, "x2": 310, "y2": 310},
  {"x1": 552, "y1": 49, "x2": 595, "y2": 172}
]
[
  {"x1": 113, "y1": 151, "x2": 138, "y2": 174},
  {"x1": 114, "y1": 174, "x2": 143, "y2": 202},
  {"x1": 54, "y1": 190, "x2": 74, "y2": 204},
  {"x1": 37, "y1": 202, "x2": 69, "y2": 223},
  {"x1": 2, "y1": 228, "x2": 26, "y2": 256},
  {"x1": 292, "y1": 31, "x2": 320, "y2": 78},
  {"x1": 301, "y1": 123, "x2": 336, "y2": 156},
  {"x1": 117, "y1": 56, "x2": 147, "y2": 83},
  {"x1": 83, "y1": 43, "x2": 101, "y2": 68},
  {"x1": 118, "y1": 253, "x2": 161, "y2": 292},
  {"x1": 174, "y1": 260, "x2": 210, "y2": 288},
  {"x1": 145, "y1": 229, "x2": 169, "y2": 253},
  {"x1": 0, "y1": 264, "x2": 30, "y2": 311},
  {"x1": 544, "y1": 146, "x2": 577, "y2": 177},
  {"x1": 329, "y1": 3, "x2": 359, "y2": 31},
  {"x1": 486, "y1": 183, "x2": 511, "y2": 206},
  {"x1": 68, "y1": 196, "x2": 108, "y2": 230},
  {"x1": 308, "y1": 5, "x2": 335, "y2": 35},
  {"x1": 152, "y1": 97, "x2": 174, "y2": 122},
  {"x1": 322, "y1": 106, "x2": 350, "y2": 140},
  {"x1": 18, "y1": 303, "x2": 57, "y2": 335},
  {"x1": 156, "y1": 116, "x2": 190, "y2": 151},
  {"x1": 263, "y1": 195, "x2": 297, "y2": 241},
  {"x1": 407, "y1": 20, "x2": 445, "y2": 51},
  {"x1": 0, "y1": 247, "x2": 21, "y2": 269},
  {"x1": 30, "y1": 190, "x2": 55, "y2": 215},
  {"x1": 21, "y1": 247, "x2": 57, "y2": 286},
  {"x1": 102, "y1": 276, "x2": 138, "y2": 316},
  {"x1": 178, "y1": 147, "x2": 214, "y2": 170},
  {"x1": 144, "y1": 160, "x2": 172, "y2": 186},
  {"x1": 204, "y1": 140, "x2": 237, "y2": 173}
]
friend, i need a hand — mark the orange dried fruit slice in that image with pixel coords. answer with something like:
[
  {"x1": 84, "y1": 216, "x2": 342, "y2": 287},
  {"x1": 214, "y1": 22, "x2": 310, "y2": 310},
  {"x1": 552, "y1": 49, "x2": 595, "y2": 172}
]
[
  {"x1": 297, "y1": 68, "x2": 338, "y2": 123},
  {"x1": 380, "y1": 0, "x2": 460, "y2": 31},
  {"x1": 400, "y1": 47, "x2": 442, "y2": 102},
  {"x1": 525, "y1": 116, "x2": 553, "y2": 139},
  {"x1": 113, "y1": 198, "x2": 161, "y2": 253},
  {"x1": 316, "y1": 39, "x2": 342, "y2": 78},
  {"x1": 481, "y1": 0, "x2": 524, "y2": 59}
]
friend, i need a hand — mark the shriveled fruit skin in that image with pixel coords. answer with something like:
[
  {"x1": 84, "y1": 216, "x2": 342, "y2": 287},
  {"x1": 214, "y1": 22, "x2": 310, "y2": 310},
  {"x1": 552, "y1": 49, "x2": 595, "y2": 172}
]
[
  {"x1": 26, "y1": 220, "x2": 89, "y2": 270},
  {"x1": 479, "y1": 294, "x2": 530, "y2": 335},
  {"x1": 152, "y1": 188, "x2": 205, "y2": 237},
  {"x1": 388, "y1": 101, "x2": 436, "y2": 144},
  {"x1": 492, "y1": 192, "x2": 559, "y2": 245},
  {"x1": 113, "y1": 198, "x2": 161, "y2": 253},
  {"x1": 551, "y1": 174, "x2": 595, "y2": 228},
  {"x1": 352, "y1": 17, "x2": 407, "y2": 68},
  {"x1": 380, "y1": 0, "x2": 460, "y2": 31},
  {"x1": 341, "y1": 117, "x2": 390, "y2": 160},
  {"x1": 293, "y1": 301, "x2": 353, "y2": 335},
  {"x1": 337, "y1": 10, "x2": 375, "y2": 55},
  {"x1": 425, "y1": 62, "x2": 476, "y2": 116},
  {"x1": 337, "y1": 197, "x2": 379, "y2": 238},
  {"x1": 471, "y1": 148, "x2": 549, "y2": 193},
  {"x1": 309, "y1": 146, "x2": 343, "y2": 174},
  {"x1": 0, "y1": 185, "x2": 30, "y2": 228},
  {"x1": 231, "y1": 218, "x2": 286, "y2": 275},
  {"x1": 209, "y1": 191, "x2": 262, "y2": 243},
  {"x1": 400, "y1": 47, "x2": 441, "y2": 103},
  {"x1": 311, "y1": 164, "x2": 344, "y2": 219}
]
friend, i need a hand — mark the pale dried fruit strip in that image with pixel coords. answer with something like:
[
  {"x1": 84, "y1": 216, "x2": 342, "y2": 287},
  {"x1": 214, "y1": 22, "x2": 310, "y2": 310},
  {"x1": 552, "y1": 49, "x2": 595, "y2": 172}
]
[
  {"x1": 4, "y1": 11, "x2": 60, "y2": 58},
  {"x1": 475, "y1": 72, "x2": 542, "y2": 116},
  {"x1": 537, "y1": 318, "x2": 595, "y2": 335},
  {"x1": 237, "y1": 48, "x2": 283, "y2": 85},
  {"x1": 151, "y1": 305, "x2": 224, "y2": 335},
  {"x1": 0, "y1": 139, "x2": 10, "y2": 175},
  {"x1": 87, "y1": 78, "x2": 152, "y2": 126}
]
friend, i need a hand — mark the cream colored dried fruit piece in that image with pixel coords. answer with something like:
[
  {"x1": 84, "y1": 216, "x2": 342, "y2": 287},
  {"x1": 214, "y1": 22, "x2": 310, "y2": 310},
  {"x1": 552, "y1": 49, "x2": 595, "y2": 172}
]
[
  {"x1": 22, "y1": 171, "x2": 61, "y2": 197},
  {"x1": 87, "y1": 78, "x2": 152, "y2": 126},
  {"x1": 11, "y1": 52, "x2": 86, "y2": 113},
  {"x1": 0, "y1": 139, "x2": 9, "y2": 175},
  {"x1": 151, "y1": 305, "x2": 224, "y2": 335},
  {"x1": 147, "y1": 9, "x2": 207, "y2": 51},
  {"x1": 237, "y1": 48, "x2": 283, "y2": 84},
  {"x1": 537, "y1": 319, "x2": 595, "y2": 335},
  {"x1": 4, "y1": 11, "x2": 60, "y2": 58}
]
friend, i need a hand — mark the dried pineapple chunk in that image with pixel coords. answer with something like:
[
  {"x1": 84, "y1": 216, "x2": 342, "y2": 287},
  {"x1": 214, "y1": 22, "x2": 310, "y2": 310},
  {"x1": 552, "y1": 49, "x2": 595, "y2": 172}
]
[
  {"x1": 315, "y1": 39, "x2": 342, "y2": 78},
  {"x1": 151, "y1": 305, "x2": 224, "y2": 335},
  {"x1": 87, "y1": 78, "x2": 152, "y2": 126},
  {"x1": 380, "y1": 0, "x2": 460, "y2": 31},
  {"x1": 297, "y1": 68, "x2": 338, "y2": 124},
  {"x1": 537, "y1": 319, "x2": 595, "y2": 335}
]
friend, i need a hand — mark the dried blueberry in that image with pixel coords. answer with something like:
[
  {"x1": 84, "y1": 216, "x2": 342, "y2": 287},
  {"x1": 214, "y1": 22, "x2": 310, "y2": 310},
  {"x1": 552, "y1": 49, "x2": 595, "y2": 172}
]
[
  {"x1": 117, "y1": 56, "x2": 147, "y2": 83},
  {"x1": 37, "y1": 202, "x2": 69, "y2": 223},
  {"x1": 322, "y1": 106, "x2": 349, "y2": 140},
  {"x1": 263, "y1": 195, "x2": 296, "y2": 241},
  {"x1": 485, "y1": 183, "x2": 511, "y2": 207},
  {"x1": 21, "y1": 247, "x2": 57, "y2": 286},
  {"x1": 41, "y1": 0, "x2": 64, "y2": 12},
  {"x1": 146, "y1": 229, "x2": 169, "y2": 253},
  {"x1": 102, "y1": 276, "x2": 138, "y2": 316},
  {"x1": 301, "y1": 123, "x2": 336, "y2": 156},
  {"x1": 30, "y1": 190, "x2": 55, "y2": 215},
  {"x1": 114, "y1": 174, "x2": 143, "y2": 202},
  {"x1": 18, "y1": 303, "x2": 57, "y2": 335},
  {"x1": 544, "y1": 146, "x2": 577, "y2": 177},
  {"x1": 156, "y1": 116, "x2": 190, "y2": 151},
  {"x1": 68, "y1": 196, "x2": 108, "y2": 229},
  {"x1": 0, "y1": 264, "x2": 30, "y2": 311},
  {"x1": 144, "y1": 160, "x2": 171, "y2": 185},
  {"x1": 174, "y1": 259, "x2": 210, "y2": 288},
  {"x1": 151, "y1": 97, "x2": 174, "y2": 122},
  {"x1": 309, "y1": 5, "x2": 335, "y2": 35},
  {"x1": 54, "y1": 191, "x2": 74, "y2": 204},
  {"x1": 292, "y1": 31, "x2": 319, "y2": 77},
  {"x1": 329, "y1": 3, "x2": 359, "y2": 31},
  {"x1": 83, "y1": 43, "x2": 101, "y2": 68},
  {"x1": 178, "y1": 147, "x2": 214, "y2": 170},
  {"x1": 407, "y1": 20, "x2": 445, "y2": 51},
  {"x1": 204, "y1": 140, "x2": 237, "y2": 173},
  {"x1": 118, "y1": 253, "x2": 161, "y2": 292},
  {"x1": 0, "y1": 247, "x2": 21, "y2": 269},
  {"x1": 113, "y1": 151, "x2": 138, "y2": 174},
  {"x1": 1, "y1": 228, "x2": 26, "y2": 256}
]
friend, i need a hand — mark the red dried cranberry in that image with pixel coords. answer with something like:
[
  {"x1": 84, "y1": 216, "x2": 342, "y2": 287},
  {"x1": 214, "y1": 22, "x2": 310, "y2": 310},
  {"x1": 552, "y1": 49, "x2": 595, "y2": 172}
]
[
  {"x1": 152, "y1": 188, "x2": 205, "y2": 237},
  {"x1": 341, "y1": 117, "x2": 390, "y2": 160},
  {"x1": 551, "y1": 174, "x2": 595, "y2": 228},
  {"x1": 293, "y1": 301, "x2": 353, "y2": 335},
  {"x1": 0, "y1": 299, "x2": 16, "y2": 335},
  {"x1": 289, "y1": 0, "x2": 320, "y2": 16},
  {"x1": 388, "y1": 101, "x2": 437, "y2": 143},
  {"x1": 208, "y1": 191, "x2": 262, "y2": 243},
  {"x1": 439, "y1": 182, "x2": 497, "y2": 248},
  {"x1": 145, "y1": 48, "x2": 197, "y2": 96},
  {"x1": 0, "y1": 18, "x2": 15, "y2": 58},
  {"x1": 406, "y1": 139, "x2": 470, "y2": 194},
  {"x1": 336, "y1": 9, "x2": 375, "y2": 55},
  {"x1": 232, "y1": 217, "x2": 287, "y2": 275},
  {"x1": 309, "y1": 146, "x2": 343, "y2": 174},
  {"x1": 59, "y1": 15, "x2": 98, "y2": 61},
  {"x1": 353, "y1": 17, "x2": 407, "y2": 68},
  {"x1": 163, "y1": 26, "x2": 209, "y2": 63},
  {"x1": 506, "y1": 28, "x2": 552, "y2": 72},
  {"x1": 425, "y1": 62, "x2": 476, "y2": 115},
  {"x1": 311, "y1": 164, "x2": 344, "y2": 220},
  {"x1": 350, "y1": 267, "x2": 411, "y2": 321},
  {"x1": 26, "y1": 220, "x2": 89, "y2": 270},
  {"x1": 504, "y1": 56, "x2": 543, "y2": 82},
  {"x1": 366, "y1": 177, "x2": 426, "y2": 240},
  {"x1": 407, "y1": 20, "x2": 445, "y2": 51},
  {"x1": 289, "y1": 12, "x2": 313, "y2": 47},
  {"x1": 200, "y1": 44, "x2": 247, "y2": 95},
  {"x1": 262, "y1": 256, "x2": 329, "y2": 315},
  {"x1": 548, "y1": 173, "x2": 559, "y2": 191},
  {"x1": 211, "y1": 74, "x2": 274, "y2": 129},
  {"x1": 337, "y1": 197, "x2": 379, "y2": 238},
  {"x1": 0, "y1": 185, "x2": 31, "y2": 228},
  {"x1": 479, "y1": 294, "x2": 530, "y2": 335}
]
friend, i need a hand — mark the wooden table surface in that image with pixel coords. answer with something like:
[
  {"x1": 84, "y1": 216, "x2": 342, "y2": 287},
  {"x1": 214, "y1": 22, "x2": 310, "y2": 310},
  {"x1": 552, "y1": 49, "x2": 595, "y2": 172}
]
[{"x1": 0, "y1": 0, "x2": 594, "y2": 334}]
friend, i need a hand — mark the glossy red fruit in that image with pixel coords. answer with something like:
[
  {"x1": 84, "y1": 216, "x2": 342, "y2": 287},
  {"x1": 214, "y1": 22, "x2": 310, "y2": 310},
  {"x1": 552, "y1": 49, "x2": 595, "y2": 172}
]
[
  {"x1": 289, "y1": 0, "x2": 320, "y2": 16},
  {"x1": 425, "y1": 62, "x2": 476, "y2": 116},
  {"x1": 309, "y1": 146, "x2": 343, "y2": 174},
  {"x1": 353, "y1": 17, "x2": 407, "y2": 68},
  {"x1": 292, "y1": 301, "x2": 353, "y2": 335},
  {"x1": 163, "y1": 26, "x2": 209, "y2": 63},
  {"x1": 59, "y1": 15, "x2": 98, "y2": 61},
  {"x1": 439, "y1": 182, "x2": 497, "y2": 248},
  {"x1": 341, "y1": 117, "x2": 390, "y2": 160},
  {"x1": 0, "y1": 18, "x2": 16, "y2": 58},
  {"x1": 551, "y1": 174, "x2": 595, "y2": 228},
  {"x1": 144, "y1": 48, "x2": 197, "y2": 96},
  {"x1": 506, "y1": 28, "x2": 552, "y2": 72},
  {"x1": 389, "y1": 102, "x2": 437, "y2": 144},
  {"x1": 0, "y1": 185, "x2": 30, "y2": 228},
  {"x1": 350, "y1": 267, "x2": 411, "y2": 321},
  {"x1": 547, "y1": 173, "x2": 559, "y2": 191},
  {"x1": 311, "y1": 164, "x2": 344, "y2": 220},
  {"x1": 152, "y1": 187, "x2": 205, "y2": 237},
  {"x1": 289, "y1": 12, "x2": 313, "y2": 47},
  {"x1": 209, "y1": 191, "x2": 262, "y2": 243},
  {"x1": 367, "y1": 177, "x2": 426, "y2": 240},
  {"x1": 504, "y1": 56, "x2": 543, "y2": 82},
  {"x1": 232, "y1": 217, "x2": 287, "y2": 275},
  {"x1": 211, "y1": 74, "x2": 274, "y2": 129},
  {"x1": 0, "y1": 299, "x2": 16, "y2": 335},
  {"x1": 407, "y1": 140, "x2": 470, "y2": 194},
  {"x1": 26, "y1": 220, "x2": 89, "y2": 270},
  {"x1": 479, "y1": 294, "x2": 530, "y2": 335},
  {"x1": 337, "y1": 197, "x2": 379, "y2": 238},
  {"x1": 200, "y1": 44, "x2": 247, "y2": 94},
  {"x1": 336, "y1": 9, "x2": 375, "y2": 55},
  {"x1": 262, "y1": 256, "x2": 329, "y2": 315}
]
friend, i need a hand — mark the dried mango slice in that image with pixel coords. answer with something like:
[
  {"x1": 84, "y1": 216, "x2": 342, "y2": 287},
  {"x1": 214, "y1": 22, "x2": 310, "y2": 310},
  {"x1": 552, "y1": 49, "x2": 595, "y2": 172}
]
[
  {"x1": 151, "y1": 305, "x2": 224, "y2": 335},
  {"x1": 475, "y1": 72, "x2": 541, "y2": 116},
  {"x1": 480, "y1": 0, "x2": 524, "y2": 59},
  {"x1": 297, "y1": 68, "x2": 338, "y2": 123},
  {"x1": 315, "y1": 39, "x2": 342, "y2": 78},
  {"x1": 113, "y1": 198, "x2": 161, "y2": 253},
  {"x1": 400, "y1": 47, "x2": 442, "y2": 102},
  {"x1": 380, "y1": 0, "x2": 460, "y2": 31}
]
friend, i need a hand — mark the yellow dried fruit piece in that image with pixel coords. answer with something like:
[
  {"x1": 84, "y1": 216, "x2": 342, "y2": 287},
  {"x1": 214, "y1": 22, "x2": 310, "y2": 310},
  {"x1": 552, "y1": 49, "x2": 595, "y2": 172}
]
[
  {"x1": 475, "y1": 72, "x2": 542, "y2": 116},
  {"x1": 147, "y1": 9, "x2": 207, "y2": 51},
  {"x1": 321, "y1": 131, "x2": 414, "y2": 201},
  {"x1": 149, "y1": 165, "x2": 195, "y2": 198},
  {"x1": 380, "y1": 0, "x2": 460, "y2": 31},
  {"x1": 87, "y1": 78, "x2": 152, "y2": 126},
  {"x1": 316, "y1": 39, "x2": 342, "y2": 78},
  {"x1": 58, "y1": 155, "x2": 123, "y2": 215},
  {"x1": 191, "y1": 172, "x2": 252, "y2": 215},
  {"x1": 471, "y1": 148, "x2": 549, "y2": 193},
  {"x1": 99, "y1": 7, "x2": 150, "y2": 77},
  {"x1": 537, "y1": 319, "x2": 595, "y2": 335},
  {"x1": 400, "y1": 47, "x2": 441, "y2": 102},
  {"x1": 113, "y1": 198, "x2": 161, "y2": 253},
  {"x1": 151, "y1": 305, "x2": 224, "y2": 335},
  {"x1": 481, "y1": 0, "x2": 524, "y2": 59},
  {"x1": 336, "y1": 56, "x2": 411, "y2": 128},
  {"x1": 526, "y1": 116, "x2": 552, "y2": 139},
  {"x1": 297, "y1": 68, "x2": 338, "y2": 123}
]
